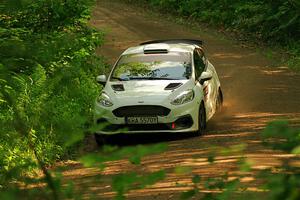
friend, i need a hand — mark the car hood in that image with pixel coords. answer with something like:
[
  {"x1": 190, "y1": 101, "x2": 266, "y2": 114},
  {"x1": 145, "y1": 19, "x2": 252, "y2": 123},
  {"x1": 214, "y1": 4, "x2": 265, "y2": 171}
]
[{"x1": 105, "y1": 80, "x2": 194, "y2": 106}]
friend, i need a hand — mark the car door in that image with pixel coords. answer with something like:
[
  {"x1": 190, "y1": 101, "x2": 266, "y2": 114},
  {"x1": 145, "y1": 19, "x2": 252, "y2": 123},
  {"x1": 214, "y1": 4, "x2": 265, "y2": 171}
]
[{"x1": 193, "y1": 48, "x2": 215, "y2": 119}]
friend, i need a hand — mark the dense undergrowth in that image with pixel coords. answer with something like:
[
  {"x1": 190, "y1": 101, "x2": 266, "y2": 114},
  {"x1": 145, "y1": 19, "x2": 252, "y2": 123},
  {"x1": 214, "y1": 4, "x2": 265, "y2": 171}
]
[
  {"x1": 123, "y1": 0, "x2": 300, "y2": 70},
  {"x1": 0, "y1": 0, "x2": 105, "y2": 190}
]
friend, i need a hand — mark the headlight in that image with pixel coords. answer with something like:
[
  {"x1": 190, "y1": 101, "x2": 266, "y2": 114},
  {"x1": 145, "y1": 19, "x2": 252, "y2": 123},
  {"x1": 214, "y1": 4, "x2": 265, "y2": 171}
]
[
  {"x1": 97, "y1": 93, "x2": 113, "y2": 107},
  {"x1": 171, "y1": 89, "x2": 194, "y2": 105}
]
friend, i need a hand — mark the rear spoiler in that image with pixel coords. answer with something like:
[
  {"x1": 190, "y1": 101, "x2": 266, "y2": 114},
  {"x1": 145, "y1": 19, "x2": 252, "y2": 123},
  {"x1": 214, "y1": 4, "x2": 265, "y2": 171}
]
[{"x1": 140, "y1": 39, "x2": 203, "y2": 46}]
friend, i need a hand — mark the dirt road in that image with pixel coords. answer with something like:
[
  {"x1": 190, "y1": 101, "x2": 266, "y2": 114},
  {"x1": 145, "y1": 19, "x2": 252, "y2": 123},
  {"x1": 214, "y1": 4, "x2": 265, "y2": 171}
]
[{"x1": 60, "y1": 0, "x2": 300, "y2": 199}]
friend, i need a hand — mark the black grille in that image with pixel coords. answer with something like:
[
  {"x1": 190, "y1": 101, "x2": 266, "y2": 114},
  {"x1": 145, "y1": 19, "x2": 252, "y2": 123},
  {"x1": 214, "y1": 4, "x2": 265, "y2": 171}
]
[{"x1": 113, "y1": 105, "x2": 171, "y2": 117}]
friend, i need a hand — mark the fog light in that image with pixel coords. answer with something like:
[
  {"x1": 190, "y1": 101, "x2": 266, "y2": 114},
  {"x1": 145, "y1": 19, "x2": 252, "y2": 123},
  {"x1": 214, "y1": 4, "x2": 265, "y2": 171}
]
[{"x1": 171, "y1": 115, "x2": 193, "y2": 130}]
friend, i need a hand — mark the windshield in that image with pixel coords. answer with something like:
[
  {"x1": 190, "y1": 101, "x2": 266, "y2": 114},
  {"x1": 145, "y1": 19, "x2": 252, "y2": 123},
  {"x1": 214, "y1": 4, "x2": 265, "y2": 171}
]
[{"x1": 110, "y1": 52, "x2": 192, "y2": 81}]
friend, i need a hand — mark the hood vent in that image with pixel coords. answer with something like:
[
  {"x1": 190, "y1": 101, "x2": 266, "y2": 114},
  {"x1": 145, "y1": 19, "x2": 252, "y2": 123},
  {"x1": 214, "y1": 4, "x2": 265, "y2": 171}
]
[
  {"x1": 164, "y1": 83, "x2": 183, "y2": 90},
  {"x1": 111, "y1": 84, "x2": 124, "y2": 91}
]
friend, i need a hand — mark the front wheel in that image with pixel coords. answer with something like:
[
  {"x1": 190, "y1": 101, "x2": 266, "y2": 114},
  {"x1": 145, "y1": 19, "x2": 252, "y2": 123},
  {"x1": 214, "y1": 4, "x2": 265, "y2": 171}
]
[{"x1": 195, "y1": 102, "x2": 206, "y2": 136}]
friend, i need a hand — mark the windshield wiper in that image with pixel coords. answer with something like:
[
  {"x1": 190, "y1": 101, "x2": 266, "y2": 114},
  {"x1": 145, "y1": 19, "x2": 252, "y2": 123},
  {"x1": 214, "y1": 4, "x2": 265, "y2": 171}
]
[
  {"x1": 111, "y1": 76, "x2": 129, "y2": 81},
  {"x1": 112, "y1": 76, "x2": 180, "y2": 81},
  {"x1": 129, "y1": 77, "x2": 179, "y2": 80},
  {"x1": 147, "y1": 77, "x2": 179, "y2": 80}
]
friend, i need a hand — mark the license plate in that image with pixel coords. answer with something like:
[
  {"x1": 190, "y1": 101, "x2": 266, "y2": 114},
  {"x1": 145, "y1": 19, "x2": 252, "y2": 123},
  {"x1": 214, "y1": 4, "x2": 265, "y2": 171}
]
[{"x1": 126, "y1": 116, "x2": 158, "y2": 124}]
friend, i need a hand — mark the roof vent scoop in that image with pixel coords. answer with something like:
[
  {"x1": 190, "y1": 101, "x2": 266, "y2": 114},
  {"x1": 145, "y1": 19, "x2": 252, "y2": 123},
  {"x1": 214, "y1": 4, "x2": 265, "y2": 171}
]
[
  {"x1": 143, "y1": 43, "x2": 170, "y2": 54},
  {"x1": 164, "y1": 83, "x2": 183, "y2": 90},
  {"x1": 144, "y1": 49, "x2": 168, "y2": 54}
]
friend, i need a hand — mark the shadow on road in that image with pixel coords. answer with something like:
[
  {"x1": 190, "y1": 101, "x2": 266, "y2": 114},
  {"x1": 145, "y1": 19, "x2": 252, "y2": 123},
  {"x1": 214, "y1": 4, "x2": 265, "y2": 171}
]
[{"x1": 100, "y1": 131, "x2": 196, "y2": 147}]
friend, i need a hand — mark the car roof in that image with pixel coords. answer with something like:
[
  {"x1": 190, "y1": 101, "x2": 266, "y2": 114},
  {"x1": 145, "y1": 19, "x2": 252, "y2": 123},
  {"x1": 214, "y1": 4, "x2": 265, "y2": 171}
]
[{"x1": 122, "y1": 42, "x2": 201, "y2": 56}]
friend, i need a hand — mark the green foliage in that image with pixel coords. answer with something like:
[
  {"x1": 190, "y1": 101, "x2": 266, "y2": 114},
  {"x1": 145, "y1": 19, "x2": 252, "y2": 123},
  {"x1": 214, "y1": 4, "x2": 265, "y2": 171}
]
[
  {"x1": 180, "y1": 189, "x2": 197, "y2": 200},
  {"x1": 262, "y1": 121, "x2": 300, "y2": 152},
  {"x1": 0, "y1": 0, "x2": 104, "y2": 196},
  {"x1": 260, "y1": 121, "x2": 300, "y2": 200},
  {"x1": 126, "y1": 0, "x2": 300, "y2": 43}
]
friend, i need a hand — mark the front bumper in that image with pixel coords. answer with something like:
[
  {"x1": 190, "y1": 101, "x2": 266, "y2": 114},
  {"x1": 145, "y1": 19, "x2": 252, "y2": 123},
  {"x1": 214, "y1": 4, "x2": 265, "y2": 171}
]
[{"x1": 94, "y1": 100, "x2": 199, "y2": 135}]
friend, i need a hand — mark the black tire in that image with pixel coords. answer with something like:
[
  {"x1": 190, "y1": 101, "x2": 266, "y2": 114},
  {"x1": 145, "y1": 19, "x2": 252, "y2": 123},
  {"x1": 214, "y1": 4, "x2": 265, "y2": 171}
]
[
  {"x1": 196, "y1": 102, "x2": 206, "y2": 136},
  {"x1": 216, "y1": 88, "x2": 223, "y2": 111},
  {"x1": 94, "y1": 134, "x2": 107, "y2": 146}
]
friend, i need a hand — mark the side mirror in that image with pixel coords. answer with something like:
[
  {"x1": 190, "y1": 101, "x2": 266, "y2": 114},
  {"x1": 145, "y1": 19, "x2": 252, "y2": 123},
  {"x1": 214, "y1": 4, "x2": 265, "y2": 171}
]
[
  {"x1": 199, "y1": 71, "x2": 212, "y2": 85},
  {"x1": 96, "y1": 75, "x2": 107, "y2": 85}
]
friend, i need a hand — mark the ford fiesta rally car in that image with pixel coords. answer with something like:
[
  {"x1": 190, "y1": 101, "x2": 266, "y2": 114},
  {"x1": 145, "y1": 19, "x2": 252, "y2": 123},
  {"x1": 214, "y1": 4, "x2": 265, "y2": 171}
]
[{"x1": 94, "y1": 39, "x2": 223, "y2": 143}]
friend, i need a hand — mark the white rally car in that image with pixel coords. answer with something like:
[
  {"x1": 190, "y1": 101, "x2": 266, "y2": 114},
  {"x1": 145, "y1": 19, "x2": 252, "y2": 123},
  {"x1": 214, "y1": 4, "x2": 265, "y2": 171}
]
[{"x1": 94, "y1": 39, "x2": 222, "y2": 143}]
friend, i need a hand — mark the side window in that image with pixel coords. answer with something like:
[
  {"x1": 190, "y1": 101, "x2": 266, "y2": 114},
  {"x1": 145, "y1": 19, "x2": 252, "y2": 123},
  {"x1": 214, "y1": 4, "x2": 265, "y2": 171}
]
[{"x1": 193, "y1": 48, "x2": 206, "y2": 79}]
